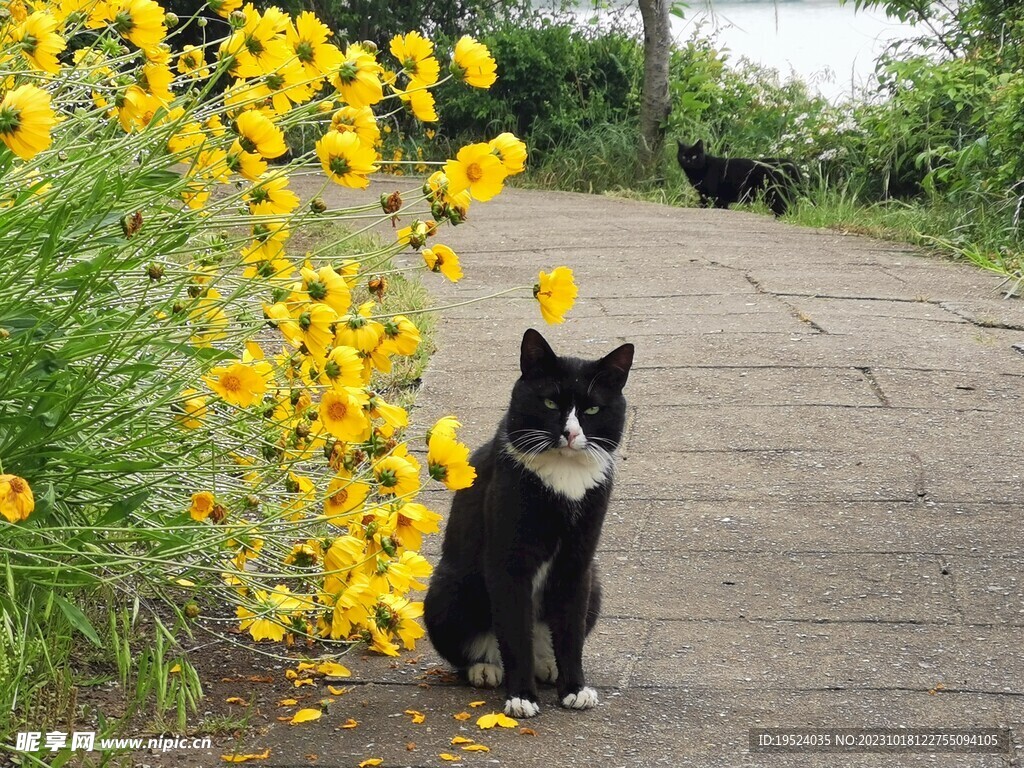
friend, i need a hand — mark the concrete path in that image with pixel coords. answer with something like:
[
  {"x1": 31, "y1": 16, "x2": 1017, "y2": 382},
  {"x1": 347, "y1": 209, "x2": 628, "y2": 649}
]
[{"x1": 193, "y1": 183, "x2": 1023, "y2": 766}]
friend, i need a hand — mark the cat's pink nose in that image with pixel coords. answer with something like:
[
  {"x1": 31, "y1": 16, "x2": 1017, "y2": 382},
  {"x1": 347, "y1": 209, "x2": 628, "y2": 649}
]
[{"x1": 563, "y1": 428, "x2": 581, "y2": 447}]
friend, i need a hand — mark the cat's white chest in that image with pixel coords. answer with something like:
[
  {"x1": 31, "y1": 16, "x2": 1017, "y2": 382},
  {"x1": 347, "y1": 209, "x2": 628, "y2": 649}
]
[{"x1": 511, "y1": 447, "x2": 613, "y2": 501}]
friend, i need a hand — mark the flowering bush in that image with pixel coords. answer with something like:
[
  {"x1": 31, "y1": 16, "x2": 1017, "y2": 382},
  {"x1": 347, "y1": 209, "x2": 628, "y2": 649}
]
[{"x1": 0, "y1": 0, "x2": 577, "y2": 723}]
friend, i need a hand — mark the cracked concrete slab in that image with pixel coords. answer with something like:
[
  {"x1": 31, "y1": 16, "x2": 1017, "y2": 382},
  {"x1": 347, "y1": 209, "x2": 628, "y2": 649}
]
[{"x1": 168, "y1": 180, "x2": 1023, "y2": 767}]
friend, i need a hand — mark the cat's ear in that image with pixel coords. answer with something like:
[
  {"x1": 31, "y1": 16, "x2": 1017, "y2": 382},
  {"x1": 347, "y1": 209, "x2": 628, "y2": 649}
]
[
  {"x1": 693, "y1": 139, "x2": 704, "y2": 153},
  {"x1": 596, "y1": 343, "x2": 634, "y2": 390},
  {"x1": 520, "y1": 328, "x2": 558, "y2": 377}
]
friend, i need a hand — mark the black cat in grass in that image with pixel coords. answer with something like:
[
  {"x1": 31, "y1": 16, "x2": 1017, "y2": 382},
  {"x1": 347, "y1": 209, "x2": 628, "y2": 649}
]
[{"x1": 677, "y1": 139, "x2": 802, "y2": 216}]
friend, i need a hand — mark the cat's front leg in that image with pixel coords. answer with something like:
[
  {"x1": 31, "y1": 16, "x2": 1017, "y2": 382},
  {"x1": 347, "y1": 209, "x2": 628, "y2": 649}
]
[
  {"x1": 547, "y1": 564, "x2": 599, "y2": 711},
  {"x1": 486, "y1": 567, "x2": 541, "y2": 718}
]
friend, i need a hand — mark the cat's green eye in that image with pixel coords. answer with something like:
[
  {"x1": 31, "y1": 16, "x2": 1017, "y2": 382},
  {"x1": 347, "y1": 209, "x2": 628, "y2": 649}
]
[
  {"x1": 584, "y1": 406, "x2": 601, "y2": 415},
  {"x1": 543, "y1": 398, "x2": 558, "y2": 410}
]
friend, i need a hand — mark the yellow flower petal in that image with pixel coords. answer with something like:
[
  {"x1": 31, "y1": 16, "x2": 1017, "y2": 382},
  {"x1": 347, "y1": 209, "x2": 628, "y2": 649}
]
[
  {"x1": 404, "y1": 709, "x2": 425, "y2": 724},
  {"x1": 453, "y1": 712, "x2": 471, "y2": 721},
  {"x1": 450, "y1": 736, "x2": 474, "y2": 745},
  {"x1": 439, "y1": 755, "x2": 461, "y2": 762},
  {"x1": 462, "y1": 744, "x2": 490, "y2": 752},
  {"x1": 277, "y1": 698, "x2": 298, "y2": 706},
  {"x1": 341, "y1": 718, "x2": 358, "y2": 729},
  {"x1": 358, "y1": 760, "x2": 383, "y2": 768},
  {"x1": 220, "y1": 747, "x2": 271, "y2": 762},
  {"x1": 317, "y1": 661, "x2": 351, "y2": 677},
  {"x1": 289, "y1": 708, "x2": 322, "y2": 725},
  {"x1": 468, "y1": 701, "x2": 485, "y2": 708},
  {"x1": 477, "y1": 712, "x2": 518, "y2": 729}
]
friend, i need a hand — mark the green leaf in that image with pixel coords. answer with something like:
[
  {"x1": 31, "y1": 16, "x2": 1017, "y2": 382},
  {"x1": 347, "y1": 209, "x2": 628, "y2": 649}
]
[
  {"x1": 98, "y1": 490, "x2": 151, "y2": 526},
  {"x1": 53, "y1": 594, "x2": 103, "y2": 647}
]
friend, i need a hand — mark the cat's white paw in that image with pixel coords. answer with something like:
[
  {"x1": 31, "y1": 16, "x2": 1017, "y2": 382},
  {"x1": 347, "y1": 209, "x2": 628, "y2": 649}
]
[
  {"x1": 561, "y1": 686, "x2": 599, "y2": 710},
  {"x1": 467, "y1": 663, "x2": 503, "y2": 688},
  {"x1": 504, "y1": 696, "x2": 540, "y2": 718}
]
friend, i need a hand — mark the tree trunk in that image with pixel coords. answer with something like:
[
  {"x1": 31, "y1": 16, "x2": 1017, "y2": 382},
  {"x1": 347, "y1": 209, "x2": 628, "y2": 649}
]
[{"x1": 638, "y1": 0, "x2": 672, "y2": 180}]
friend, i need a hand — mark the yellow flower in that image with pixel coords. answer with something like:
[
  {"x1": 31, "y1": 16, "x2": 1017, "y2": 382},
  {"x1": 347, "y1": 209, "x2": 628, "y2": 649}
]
[
  {"x1": 301, "y1": 264, "x2": 351, "y2": 315},
  {"x1": 208, "y1": 0, "x2": 242, "y2": 18},
  {"x1": 246, "y1": 174, "x2": 300, "y2": 216},
  {"x1": 390, "y1": 31, "x2": 440, "y2": 85},
  {"x1": 452, "y1": 36, "x2": 497, "y2": 89},
  {"x1": 374, "y1": 454, "x2": 419, "y2": 498},
  {"x1": 11, "y1": 11, "x2": 67, "y2": 73},
  {"x1": 297, "y1": 301, "x2": 338, "y2": 361},
  {"x1": 324, "y1": 473, "x2": 372, "y2": 524},
  {"x1": 367, "y1": 394, "x2": 407, "y2": 435},
  {"x1": 330, "y1": 105, "x2": 380, "y2": 148},
  {"x1": 396, "y1": 85, "x2": 437, "y2": 123},
  {"x1": 225, "y1": 5, "x2": 291, "y2": 79},
  {"x1": 226, "y1": 141, "x2": 268, "y2": 181},
  {"x1": 0, "y1": 85, "x2": 55, "y2": 160},
  {"x1": 113, "y1": 84, "x2": 161, "y2": 133},
  {"x1": 534, "y1": 266, "x2": 578, "y2": 325},
  {"x1": 234, "y1": 110, "x2": 287, "y2": 159},
  {"x1": 265, "y1": 59, "x2": 315, "y2": 114},
  {"x1": 445, "y1": 143, "x2": 507, "y2": 202},
  {"x1": 284, "y1": 540, "x2": 322, "y2": 568},
  {"x1": 205, "y1": 361, "x2": 270, "y2": 408},
  {"x1": 426, "y1": 415, "x2": 462, "y2": 446},
  {"x1": 283, "y1": 471, "x2": 316, "y2": 520},
  {"x1": 237, "y1": 584, "x2": 305, "y2": 642},
  {"x1": 375, "y1": 594, "x2": 425, "y2": 650},
  {"x1": 334, "y1": 43, "x2": 384, "y2": 108},
  {"x1": 393, "y1": 503, "x2": 443, "y2": 552},
  {"x1": 324, "y1": 344, "x2": 363, "y2": 390},
  {"x1": 334, "y1": 305, "x2": 383, "y2": 354},
  {"x1": 188, "y1": 491, "x2": 216, "y2": 522},
  {"x1": 319, "y1": 388, "x2": 371, "y2": 442},
  {"x1": 489, "y1": 132, "x2": 527, "y2": 175},
  {"x1": 140, "y1": 61, "x2": 174, "y2": 101},
  {"x1": 316, "y1": 130, "x2": 378, "y2": 189},
  {"x1": 428, "y1": 432, "x2": 477, "y2": 490},
  {"x1": 177, "y1": 44, "x2": 210, "y2": 78},
  {"x1": 422, "y1": 244, "x2": 463, "y2": 282},
  {"x1": 287, "y1": 11, "x2": 343, "y2": 81},
  {"x1": 397, "y1": 219, "x2": 434, "y2": 249},
  {"x1": 0, "y1": 474, "x2": 35, "y2": 524},
  {"x1": 380, "y1": 315, "x2": 420, "y2": 357},
  {"x1": 109, "y1": 0, "x2": 167, "y2": 52},
  {"x1": 175, "y1": 388, "x2": 210, "y2": 429}
]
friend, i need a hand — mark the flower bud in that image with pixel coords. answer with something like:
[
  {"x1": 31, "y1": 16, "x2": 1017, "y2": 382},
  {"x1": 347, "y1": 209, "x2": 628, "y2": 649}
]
[
  {"x1": 360, "y1": 40, "x2": 378, "y2": 54},
  {"x1": 197, "y1": 16, "x2": 207, "y2": 27},
  {"x1": 310, "y1": 196, "x2": 327, "y2": 214},
  {"x1": 0, "y1": 328, "x2": 10, "y2": 341},
  {"x1": 147, "y1": 262, "x2": 164, "y2": 281},
  {"x1": 228, "y1": 9, "x2": 246, "y2": 27},
  {"x1": 380, "y1": 191, "x2": 402, "y2": 214},
  {"x1": 121, "y1": 211, "x2": 143, "y2": 238},
  {"x1": 368, "y1": 275, "x2": 387, "y2": 298},
  {"x1": 164, "y1": 12, "x2": 178, "y2": 27},
  {"x1": 184, "y1": 602, "x2": 201, "y2": 619}
]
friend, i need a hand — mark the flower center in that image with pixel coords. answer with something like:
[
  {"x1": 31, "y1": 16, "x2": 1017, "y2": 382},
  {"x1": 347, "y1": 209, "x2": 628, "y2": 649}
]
[
  {"x1": 9, "y1": 478, "x2": 26, "y2": 494},
  {"x1": 330, "y1": 488, "x2": 349, "y2": 505},
  {"x1": 327, "y1": 401, "x2": 348, "y2": 421},
  {"x1": 220, "y1": 373, "x2": 242, "y2": 392},
  {"x1": 465, "y1": 162, "x2": 483, "y2": 183}
]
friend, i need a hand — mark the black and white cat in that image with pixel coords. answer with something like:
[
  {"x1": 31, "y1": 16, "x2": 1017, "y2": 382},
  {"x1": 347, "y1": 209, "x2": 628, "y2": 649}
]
[{"x1": 424, "y1": 329, "x2": 634, "y2": 718}]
